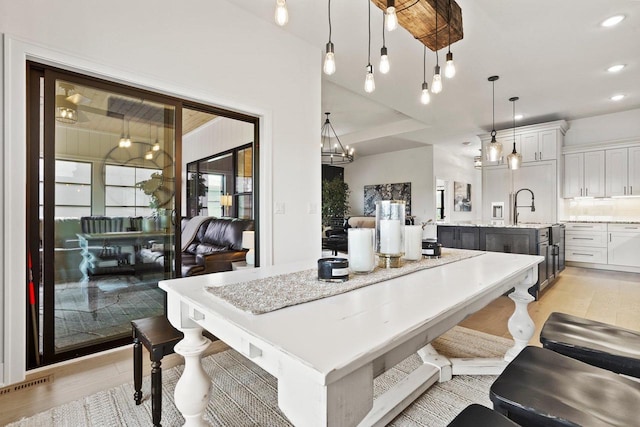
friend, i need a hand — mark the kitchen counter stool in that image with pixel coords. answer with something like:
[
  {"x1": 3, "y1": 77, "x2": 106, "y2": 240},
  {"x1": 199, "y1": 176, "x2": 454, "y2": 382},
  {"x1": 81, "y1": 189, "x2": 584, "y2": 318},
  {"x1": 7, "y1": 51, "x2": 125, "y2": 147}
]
[
  {"x1": 540, "y1": 311, "x2": 640, "y2": 377},
  {"x1": 490, "y1": 346, "x2": 640, "y2": 426},
  {"x1": 447, "y1": 404, "x2": 521, "y2": 427}
]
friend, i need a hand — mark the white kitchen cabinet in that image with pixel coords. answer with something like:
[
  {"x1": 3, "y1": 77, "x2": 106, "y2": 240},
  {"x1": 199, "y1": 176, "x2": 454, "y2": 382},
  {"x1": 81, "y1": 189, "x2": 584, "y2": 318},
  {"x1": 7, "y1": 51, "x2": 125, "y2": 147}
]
[
  {"x1": 606, "y1": 148, "x2": 628, "y2": 197},
  {"x1": 480, "y1": 120, "x2": 566, "y2": 169},
  {"x1": 563, "y1": 151, "x2": 605, "y2": 198},
  {"x1": 565, "y1": 222, "x2": 608, "y2": 264},
  {"x1": 608, "y1": 223, "x2": 640, "y2": 268},
  {"x1": 628, "y1": 146, "x2": 640, "y2": 196},
  {"x1": 519, "y1": 130, "x2": 557, "y2": 163}
]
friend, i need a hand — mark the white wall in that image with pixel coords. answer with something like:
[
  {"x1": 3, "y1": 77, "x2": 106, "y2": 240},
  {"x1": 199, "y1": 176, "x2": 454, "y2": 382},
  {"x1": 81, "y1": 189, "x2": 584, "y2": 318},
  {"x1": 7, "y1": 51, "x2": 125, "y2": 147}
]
[
  {"x1": 343, "y1": 146, "x2": 435, "y2": 225},
  {"x1": 1, "y1": 0, "x2": 321, "y2": 385},
  {"x1": 433, "y1": 145, "x2": 482, "y2": 223},
  {"x1": 564, "y1": 108, "x2": 640, "y2": 146},
  {"x1": 182, "y1": 117, "x2": 254, "y2": 214}
]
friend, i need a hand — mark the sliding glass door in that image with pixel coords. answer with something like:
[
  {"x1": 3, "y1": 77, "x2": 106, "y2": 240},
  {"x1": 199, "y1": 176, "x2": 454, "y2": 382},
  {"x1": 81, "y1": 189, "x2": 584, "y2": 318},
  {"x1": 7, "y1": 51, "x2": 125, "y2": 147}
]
[{"x1": 27, "y1": 64, "x2": 181, "y2": 366}]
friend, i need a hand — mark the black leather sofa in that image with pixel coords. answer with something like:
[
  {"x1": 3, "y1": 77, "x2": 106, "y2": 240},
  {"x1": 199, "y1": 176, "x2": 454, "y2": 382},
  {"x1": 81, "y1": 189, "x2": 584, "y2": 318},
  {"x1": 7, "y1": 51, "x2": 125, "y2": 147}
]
[{"x1": 140, "y1": 217, "x2": 254, "y2": 277}]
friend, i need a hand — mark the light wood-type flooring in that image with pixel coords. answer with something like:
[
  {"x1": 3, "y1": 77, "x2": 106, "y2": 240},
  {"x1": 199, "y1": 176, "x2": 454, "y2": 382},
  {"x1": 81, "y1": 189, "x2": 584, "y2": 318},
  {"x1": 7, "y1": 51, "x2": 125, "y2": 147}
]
[{"x1": 1, "y1": 266, "x2": 639, "y2": 425}]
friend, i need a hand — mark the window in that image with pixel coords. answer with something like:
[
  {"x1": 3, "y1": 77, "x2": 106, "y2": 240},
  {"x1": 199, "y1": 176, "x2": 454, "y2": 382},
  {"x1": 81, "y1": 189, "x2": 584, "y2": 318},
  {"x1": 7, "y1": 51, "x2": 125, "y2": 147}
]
[
  {"x1": 104, "y1": 165, "x2": 160, "y2": 217},
  {"x1": 39, "y1": 159, "x2": 92, "y2": 218}
]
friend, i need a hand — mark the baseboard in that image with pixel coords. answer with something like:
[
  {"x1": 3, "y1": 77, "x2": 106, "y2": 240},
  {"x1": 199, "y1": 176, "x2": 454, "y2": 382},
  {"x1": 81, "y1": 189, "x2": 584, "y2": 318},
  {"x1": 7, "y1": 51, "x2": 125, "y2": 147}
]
[{"x1": 566, "y1": 261, "x2": 640, "y2": 274}]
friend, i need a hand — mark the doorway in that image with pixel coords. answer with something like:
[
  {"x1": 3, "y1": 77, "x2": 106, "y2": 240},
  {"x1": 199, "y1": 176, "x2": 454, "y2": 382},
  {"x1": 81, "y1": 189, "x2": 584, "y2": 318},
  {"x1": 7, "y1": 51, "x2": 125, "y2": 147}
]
[{"x1": 26, "y1": 63, "x2": 181, "y2": 366}]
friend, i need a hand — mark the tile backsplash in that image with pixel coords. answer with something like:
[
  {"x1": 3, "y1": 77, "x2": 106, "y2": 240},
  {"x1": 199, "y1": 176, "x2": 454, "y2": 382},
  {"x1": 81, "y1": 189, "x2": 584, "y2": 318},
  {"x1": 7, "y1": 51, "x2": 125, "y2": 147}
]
[{"x1": 561, "y1": 198, "x2": 640, "y2": 222}]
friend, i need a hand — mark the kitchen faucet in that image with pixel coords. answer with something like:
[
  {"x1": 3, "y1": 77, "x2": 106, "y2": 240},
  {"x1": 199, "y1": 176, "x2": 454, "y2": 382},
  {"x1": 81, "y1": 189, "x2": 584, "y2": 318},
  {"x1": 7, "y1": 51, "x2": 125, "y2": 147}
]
[{"x1": 513, "y1": 188, "x2": 535, "y2": 225}]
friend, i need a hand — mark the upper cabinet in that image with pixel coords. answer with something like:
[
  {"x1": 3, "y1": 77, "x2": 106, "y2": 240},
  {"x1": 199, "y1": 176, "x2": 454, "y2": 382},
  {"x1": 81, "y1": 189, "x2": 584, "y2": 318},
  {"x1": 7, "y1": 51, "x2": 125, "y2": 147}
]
[
  {"x1": 605, "y1": 147, "x2": 640, "y2": 196},
  {"x1": 563, "y1": 141, "x2": 640, "y2": 198},
  {"x1": 480, "y1": 121, "x2": 567, "y2": 168},
  {"x1": 563, "y1": 151, "x2": 605, "y2": 198},
  {"x1": 520, "y1": 130, "x2": 558, "y2": 162}
]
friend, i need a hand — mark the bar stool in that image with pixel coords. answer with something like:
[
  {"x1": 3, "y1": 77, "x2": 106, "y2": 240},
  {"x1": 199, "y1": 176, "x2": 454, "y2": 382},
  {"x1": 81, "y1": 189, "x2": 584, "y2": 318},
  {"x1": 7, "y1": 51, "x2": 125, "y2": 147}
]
[
  {"x1": 132, "y1": 315, "x2": 184, "y2": 427},
  {"x1": 540, "y1": 312, "x2": 640, "y2": 377},
  {"x1": 447, "y1": 404, "x2": 521, "y2": 427},
  {"x1": 490, "y1": 346, "x2": 640, "y2": 427}
]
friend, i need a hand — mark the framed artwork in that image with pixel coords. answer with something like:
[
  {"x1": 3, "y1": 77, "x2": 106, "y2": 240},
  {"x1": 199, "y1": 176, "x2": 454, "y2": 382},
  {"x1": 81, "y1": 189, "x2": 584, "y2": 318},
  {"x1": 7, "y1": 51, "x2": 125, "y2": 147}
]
[
  {"x1": 454, "y1": 181, "x2": 472, "y2": 212},
  {"x1": 363, "y1": 182, "x2": 411, "y2": 216}
]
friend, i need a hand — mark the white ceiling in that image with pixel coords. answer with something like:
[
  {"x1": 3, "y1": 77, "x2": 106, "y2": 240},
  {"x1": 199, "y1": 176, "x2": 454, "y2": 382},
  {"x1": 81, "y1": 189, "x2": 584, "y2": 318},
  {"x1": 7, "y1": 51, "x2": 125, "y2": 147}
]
[{"x1": 232, "y1": 0, "x2": 640, "y2": 159}]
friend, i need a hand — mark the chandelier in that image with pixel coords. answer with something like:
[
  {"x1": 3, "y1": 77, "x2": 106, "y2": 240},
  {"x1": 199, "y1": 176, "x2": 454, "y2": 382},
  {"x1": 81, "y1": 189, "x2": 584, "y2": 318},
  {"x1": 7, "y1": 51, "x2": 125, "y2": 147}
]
[{"x1": 321, "y1": 112, "x2": 354, "y2": 165}]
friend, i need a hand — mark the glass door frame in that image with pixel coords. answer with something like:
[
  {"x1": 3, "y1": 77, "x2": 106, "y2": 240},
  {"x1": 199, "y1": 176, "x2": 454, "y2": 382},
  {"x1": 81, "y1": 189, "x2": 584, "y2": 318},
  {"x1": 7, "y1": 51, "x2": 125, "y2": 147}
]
[{"x1": 27, "y1": 62, "x2": 183, "y2": 366}]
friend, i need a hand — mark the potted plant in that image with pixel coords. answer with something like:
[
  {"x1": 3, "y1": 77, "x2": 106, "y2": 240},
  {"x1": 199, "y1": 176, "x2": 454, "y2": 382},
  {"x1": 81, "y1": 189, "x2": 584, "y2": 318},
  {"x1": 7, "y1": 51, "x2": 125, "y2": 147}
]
[
  {"x1": 321, "y1": 177, "x2": 350, "y2": 228},
  {"x1": 136, "y1": 172, "x2": 166, "y2": 231}
]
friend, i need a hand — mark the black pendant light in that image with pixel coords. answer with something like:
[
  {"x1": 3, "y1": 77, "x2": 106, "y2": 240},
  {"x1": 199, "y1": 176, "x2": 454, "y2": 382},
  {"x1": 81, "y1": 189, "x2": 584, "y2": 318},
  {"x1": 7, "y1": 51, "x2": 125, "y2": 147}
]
[{"x1": 507, "y1": 97, "x2": 522, "y2": 170}]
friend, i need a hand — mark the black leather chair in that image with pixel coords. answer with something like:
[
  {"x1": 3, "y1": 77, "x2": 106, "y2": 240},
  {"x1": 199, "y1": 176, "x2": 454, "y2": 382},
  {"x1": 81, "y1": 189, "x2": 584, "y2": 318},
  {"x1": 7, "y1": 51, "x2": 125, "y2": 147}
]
[
  {"x1": 447, "y1": 404, "x2": 521, "y2": 427},
  {"x1": 490, "y1": 346, "x2": 640, "y2": 427},
  {"x1": 540, "y1": 312, "x2": 640, "y2": 378}
]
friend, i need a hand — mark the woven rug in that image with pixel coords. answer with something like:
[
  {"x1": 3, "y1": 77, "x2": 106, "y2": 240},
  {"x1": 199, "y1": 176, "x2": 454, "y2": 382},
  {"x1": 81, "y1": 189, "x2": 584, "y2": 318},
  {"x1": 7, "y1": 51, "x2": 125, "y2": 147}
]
[{"x1": 9, "y1": 327, "x2": 509, "y2": 427}]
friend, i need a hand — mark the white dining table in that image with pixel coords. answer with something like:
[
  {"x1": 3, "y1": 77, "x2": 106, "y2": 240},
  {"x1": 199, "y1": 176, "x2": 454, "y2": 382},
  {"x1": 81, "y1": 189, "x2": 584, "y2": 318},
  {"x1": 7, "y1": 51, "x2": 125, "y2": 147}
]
[{"x1": 160, "y1": 251, "x2": 541, "y2": 427}]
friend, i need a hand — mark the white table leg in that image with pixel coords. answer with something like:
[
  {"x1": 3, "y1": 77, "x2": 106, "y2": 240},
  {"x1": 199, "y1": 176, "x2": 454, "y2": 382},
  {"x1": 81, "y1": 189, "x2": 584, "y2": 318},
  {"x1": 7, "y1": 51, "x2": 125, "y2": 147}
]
[
  {"x1": 173, "y1": 328, "x2": 212, "y2": 427},
  {"x1": 505, "y1": 269, "x2": 536, "y2": 361}
]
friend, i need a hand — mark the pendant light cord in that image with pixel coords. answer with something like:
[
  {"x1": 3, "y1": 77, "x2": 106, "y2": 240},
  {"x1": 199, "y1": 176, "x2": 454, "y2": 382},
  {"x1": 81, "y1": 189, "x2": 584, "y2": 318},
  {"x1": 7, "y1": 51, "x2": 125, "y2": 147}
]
[
  {"x1": 434, "y1": 0, "x2": 439, "y2": 65},
  {"x1": 492, "y1": 80, "x2": 496, "y2": 130},
  {"x1": 423, "y1": 46, "x2": 426, "y2": 83},
  {"x1": 328, "y1": 0, "x2": 332, "y2": 43},
  {"x1": 382, "y1": 11, "x2": 386, "y2": 47},
  {"x1": 368, "y1": 0, "x2": 372, "y2": 66},
  {"x1": 447, "y1": 0, "x2": 451, "y2": 54},
  {"x1": 513, "y1": 99, "x2": 516, "y2": 142}
]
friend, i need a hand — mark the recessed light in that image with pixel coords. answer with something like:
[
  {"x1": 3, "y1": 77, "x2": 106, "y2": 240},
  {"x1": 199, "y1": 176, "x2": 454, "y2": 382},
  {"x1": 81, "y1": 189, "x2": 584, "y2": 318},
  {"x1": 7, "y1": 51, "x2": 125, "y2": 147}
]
[
  {"x1": 601, "y1": 15, "x2": 625, "y2": 27},
  {"x1": 514, "y1": 114, "x2": 524, "y2": 120},
  {"x1": 607, "y1": 64, "x2": 626, "y2": 73},
  {"x1": 610, "y1": 94, "x2": 625, "y2": 101}
]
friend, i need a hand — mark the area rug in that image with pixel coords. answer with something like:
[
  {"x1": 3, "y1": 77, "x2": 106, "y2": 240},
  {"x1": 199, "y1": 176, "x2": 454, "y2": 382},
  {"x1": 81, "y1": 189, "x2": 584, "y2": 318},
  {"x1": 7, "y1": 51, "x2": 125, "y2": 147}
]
[{"x1": 9, "y1": 327, "x2": 510, "y2": 427}]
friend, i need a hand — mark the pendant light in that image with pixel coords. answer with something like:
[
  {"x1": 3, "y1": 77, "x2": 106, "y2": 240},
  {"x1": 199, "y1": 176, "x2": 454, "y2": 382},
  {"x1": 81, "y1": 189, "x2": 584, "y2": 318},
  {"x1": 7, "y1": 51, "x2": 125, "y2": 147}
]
[
  {"x1": 364, "y1": 0, "x2": 375, "y2": 93},
  {"x1": 385, "y1": 0, "x2": 398, "y2": 32},
  {"x1": 152, "y1": 126, "x2": 160, "y2": 151},
  {"x1": 379, "y1": 11, "x2": 390, "y2": 74},
  {"x1": 486, "y1": 75, "x2": 503, "y2": 162},
  {"x1": 507, "y1": 97, "x2": 522, "y2": 170},
  {"x1": 118, "y1": 117, "x2": 131, "y2": 148},
  {"x1": 274, "y1": 0, "x2": 289, "y2": 26},
  {"x1": 420, "y1": 46, "x2": 431, "y2": 105},
  {"x1": 321, "y1": 112, "x2": 354, "y2": 164},
  {"x1": 431, "y1": 0, "x2": 443, "y2": 94},
  {"x1": 323, "y1": 0, "x2": 336, "y2": 75},
  {"x1": 444, "y1": 0, "x2": 456, "y2": 79}
]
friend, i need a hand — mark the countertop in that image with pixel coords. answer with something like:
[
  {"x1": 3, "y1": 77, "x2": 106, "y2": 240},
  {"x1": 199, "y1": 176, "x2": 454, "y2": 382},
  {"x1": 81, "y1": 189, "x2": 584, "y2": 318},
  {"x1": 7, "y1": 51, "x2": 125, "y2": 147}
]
[
  {"x1": 436, "y1": 222, "x2": 554, "y2": 230},
  {"x1": 560, "y1": 220, "x2": 640, "y2": 224}
]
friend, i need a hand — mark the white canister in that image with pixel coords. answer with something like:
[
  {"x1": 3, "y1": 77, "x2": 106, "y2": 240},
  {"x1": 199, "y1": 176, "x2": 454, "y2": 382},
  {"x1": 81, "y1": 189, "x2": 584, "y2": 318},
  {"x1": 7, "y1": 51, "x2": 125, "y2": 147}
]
[
  {"x1": 348, "y1": 228, "x2": 375, "y2": 273},
  {"x1": 404, "y1": 225, "x2": 423, "y2": 261}
]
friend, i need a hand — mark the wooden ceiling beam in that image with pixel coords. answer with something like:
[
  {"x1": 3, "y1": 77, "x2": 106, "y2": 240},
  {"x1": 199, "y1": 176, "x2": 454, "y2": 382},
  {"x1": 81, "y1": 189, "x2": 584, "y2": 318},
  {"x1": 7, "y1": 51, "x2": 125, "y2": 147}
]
[{"x1": 371, "y1": 0, "x2": 463, "y2": 52}]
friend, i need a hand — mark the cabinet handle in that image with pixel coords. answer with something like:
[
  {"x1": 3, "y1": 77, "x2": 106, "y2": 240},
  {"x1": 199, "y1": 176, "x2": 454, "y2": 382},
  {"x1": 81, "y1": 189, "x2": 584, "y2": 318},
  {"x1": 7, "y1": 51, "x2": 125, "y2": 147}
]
[
  {"x1": 572, "y1": 252, "x2": 593, "y2": 256},
  {"x1": 535, "y1": 152, "x2": 538, "y2": 161},
  {"x1": 572, "y1": 225, "x2": 593, "y2": 228},
  {"x1": 610, "y1": 233, "x2": 612, "y2": 242},
  {"x1": 586, "y1": 188, "x2": 588, "y2": 196},
  {"x1": 572, "y1": 237, "x2": 593, "y2": 240},
  {"x1": 624, "y1": 227, "x2": 639, "y2": 230},
  {"x1": 624, "y1": 186, "x2": 627, "y2": 195},
  {"x1": 539, "y1": 151, "x2": 543, "y2": 160},
  {"x1": 580, "y1": 188, "x2": 583, "y2": 197},
  {"x1": 631, "y1": 186, "x2": 633, "y2": 195}
]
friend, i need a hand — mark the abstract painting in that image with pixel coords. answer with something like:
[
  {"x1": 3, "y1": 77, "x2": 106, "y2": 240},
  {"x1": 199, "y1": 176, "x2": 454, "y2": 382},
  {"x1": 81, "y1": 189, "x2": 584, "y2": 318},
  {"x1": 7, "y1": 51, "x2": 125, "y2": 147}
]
[
  {"x1": 364, "y1": 182, "x2": 411, "y2": 216},
  {"x1": 454, "y1": 181, "x2": 472, "y2": 212}
]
